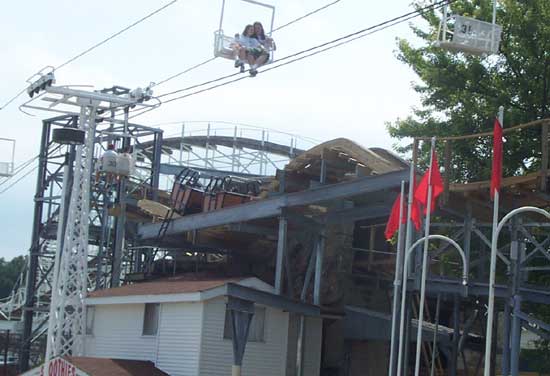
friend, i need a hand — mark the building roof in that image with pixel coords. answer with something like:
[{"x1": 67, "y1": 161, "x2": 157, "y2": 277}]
[
  {"x1": 85, "y1": 277, "x2": 321, "y2": 316},
  {"x1": 87, "y1": 276, "x2": 248, "y2": 299},
  {"x1": 66, "y1": 357, "x2": 169, "y2": 376}
]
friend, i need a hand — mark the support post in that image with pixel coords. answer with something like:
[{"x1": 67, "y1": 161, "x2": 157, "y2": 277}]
[
  {"x1": 228, "y1": 297, "x2": 254, "y2": 376},
  {"x1": 301, "y1": 245, "x2": 316, "y2": 301},
  {"x1": 296, "y1": 315, "x2": 306, "y2": 376},
  {"x1": 275, "y1": 216, "x2": 288, "y2": 295},
  {"x1": 151, "y1": 130, "x2": 163, "y2": 201},
  {"x1": 313, "y1": 233, "x2": 325, "y2": 306},
  {"x1": 509, "y1": 219, "x2": 522, "y2": 376},
  {"x1": 502, "y1": 299, "x2": 511, "y2": 376},
  {"x1": 510, "y1": 295, "x2": 521, "y2": 376},
  {"x1": 541, "y1": 122, "x2": 548, "y2": 192},
  {"x1": 403, "y1": 296, "x2": 413, "y2": 376},
  {"x1": 19, "y1": 120, "x2": 50, "y2": 372},
  {"x1": 4, "y1": 330, "x2": 10, "y2": 374},
  {"x1": 320, "y1": 158, "x2": 327, "y2": 184},
  {"x1": 443, "y1": 140, "x2": 451, "y2": 203},
  {"x1": 450, "y1": 295, "x2": 460, "y2": 376},
  {"x1": 389, "y1": 182, "x2": 406, "y2": 376},
  {"x1": 111, "y1": 107, "x2": 130, "y2": 287}
]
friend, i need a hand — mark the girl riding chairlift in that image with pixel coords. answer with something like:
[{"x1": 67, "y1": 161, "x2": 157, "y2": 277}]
[
  {"x1": 234, "y1": 22, "x2": 273, "y2": 77},
  {"x1": 234, "y1": 24, "x2": 264, "y2": 76}
]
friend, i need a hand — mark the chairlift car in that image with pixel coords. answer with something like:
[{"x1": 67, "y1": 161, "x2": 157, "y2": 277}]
[
  {"x1": 214, "y1": 0, "x2": 276, "y2": 65},
  {"x1": 0, "y1": 138, "x2": 15, "y2": 178},
  {"x1": 435, "y1": 1, "x2": 502, "y2": 56}
]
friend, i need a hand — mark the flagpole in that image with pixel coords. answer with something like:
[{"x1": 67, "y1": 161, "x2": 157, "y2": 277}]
[
  {"x1": 414, "y1": 137, "x2": 436, "y2": 376},
  {"x1": 397, "y1": 141, "x2": 418, "y2": 376},
  {"x1": 388, "y1": 181, "x2": 406, "y2": 376},
  {"x1": 484, "y1": 106, "x2": 504, "y2": 376}
]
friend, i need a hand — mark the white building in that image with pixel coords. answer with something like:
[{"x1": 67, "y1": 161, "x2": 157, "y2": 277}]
[{"x1": 80, "y1": 276, "x2": 322, "y2": 376}]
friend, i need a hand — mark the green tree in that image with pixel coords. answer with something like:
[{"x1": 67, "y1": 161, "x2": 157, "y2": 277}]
[
  {"x1": 0, "y1": 256, "x2": 25, "y2": 299},
  {"x1": 390, "y1": 0, "x2": 550, "y2": 373},
  {"x1": 388, "y1": 0, "x2": 550, "y2": 181}
]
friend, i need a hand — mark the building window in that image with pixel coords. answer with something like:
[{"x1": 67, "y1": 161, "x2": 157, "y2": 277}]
[
  {"x1": 223, "y1": 306, "x2": 265, "y2": 342},
  {"x1": 85, "y1": 306, "x2": 95, "y2": 335},
  {"x1": 142, "y1": 303, "x2": 160, "y2": 336}
]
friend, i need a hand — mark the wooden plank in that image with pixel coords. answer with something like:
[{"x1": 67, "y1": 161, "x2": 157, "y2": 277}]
[
  {"x1": 414, "y1": 118, "x2": 550, "y2": 141},
  {"x1": 450, "y1": 172, "x2": 541, "y2": 192}
]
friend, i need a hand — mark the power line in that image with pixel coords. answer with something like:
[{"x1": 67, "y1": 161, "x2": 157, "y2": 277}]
[
  {"x1": 0, "y1": 0, "x2": 180, "y2": 112},
  {"x1": 141, "y1": 0, "x2": 454, "y2": 109}
]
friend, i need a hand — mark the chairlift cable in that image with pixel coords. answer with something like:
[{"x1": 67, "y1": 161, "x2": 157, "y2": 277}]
[
  {"x1": 272, "y1": 0, "x2": 342, "y2": 32},
  {"x1": 55, "y1": 0, "x2": 180, "y2": 71},
  {"x1": 0, "y1": 165, "x2": 39, "y2": 195},
  {"x1": 0, "y1": 0, "x2": 180, "y2": 112},
  {"x1": 145, "y1": 0, "x2": 457, "y2": 108},
  {"x1": 151, "y1": 57, "x2": 218, "y2": 88},
  {"x1": 151, "y1": 0, "x2": 344, "y2": 89}
]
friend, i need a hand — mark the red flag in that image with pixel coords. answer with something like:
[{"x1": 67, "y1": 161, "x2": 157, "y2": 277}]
[
  {"x1": 490, "y1": 118, "x2": 503, "y2": 200},
  {"x1": 414, "y1": 150, "x2": 444, "y2": 214},
  {"x1": 385, "y1": 193, "x2": 406, "y2": 240},
  {"x1": 411, "y1": 195, "x2": 422, "y2": 231}
]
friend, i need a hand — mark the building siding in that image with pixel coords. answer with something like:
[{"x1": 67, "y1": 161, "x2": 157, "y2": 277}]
[
  {"x1": 83, "y1": 304, "x2": 157, "y2": 362},
  {"x1": 156, "y1": 302, "x2": 203, "y2": 376},
  {"x1": 199, "y1": 297, "x2": 289, "y2": 376}
]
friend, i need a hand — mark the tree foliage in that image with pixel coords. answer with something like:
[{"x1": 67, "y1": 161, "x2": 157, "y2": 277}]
[
  {"x1": 388, "y1": 0, "x2": 550, "y2": 181},
  {"x1": 391, "y1": 1, "x2": 550, "y2": 371},
  {"x1": 0, "y1": 256, "x2": 25, "y2": 299}
]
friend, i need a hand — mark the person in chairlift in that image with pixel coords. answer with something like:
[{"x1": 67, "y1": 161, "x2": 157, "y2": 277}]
[
  {"x1": 234, "y1": 24, "x2": 264, "y2": 76},
  {"x1": 252, "y1": 21, "x2": 273, "y2": 69}
]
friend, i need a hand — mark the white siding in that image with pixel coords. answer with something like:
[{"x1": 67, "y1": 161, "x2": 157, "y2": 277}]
[
  {"x1": 303, "y1": 317, "x2": 322, "y2": 376},
  {"x1": 83, "y1": 304, "x2": 157, "y2": 361},
  {"x1": 156, "y1": 302, "x2": 203, "y2": 376},
  {"x1": 199, "y1": 297, "x2": 289, "y2": 376}
]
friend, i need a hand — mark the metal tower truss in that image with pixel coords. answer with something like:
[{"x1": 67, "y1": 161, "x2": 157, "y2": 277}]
[
  {"x1": 18, "y1": 85, "x2": 163, "y2": 372},
  {"x1": 45, "y1": 100, "x2": 97, "y2": 361}
]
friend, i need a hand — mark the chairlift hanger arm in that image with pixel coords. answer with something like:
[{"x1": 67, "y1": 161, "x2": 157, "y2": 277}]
[{"x1": 240, "y1": 0, "x2": 275, "y2": 10}]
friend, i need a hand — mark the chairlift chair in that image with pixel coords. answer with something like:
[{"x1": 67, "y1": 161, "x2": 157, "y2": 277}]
[
  {"x1": 0, "y1": 138, "x2": 15, "y2": 178},
  {"x1": 435, "y1": 1, "x2": 502, "y2": 56},
  {"x1": 214, "y1": 0, "x2": 276, "y2": 65}
]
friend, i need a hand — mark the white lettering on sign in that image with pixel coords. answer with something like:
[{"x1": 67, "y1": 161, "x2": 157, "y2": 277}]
[{"x1": 38, "y1": 358, "x2": 77, "y2": 376}]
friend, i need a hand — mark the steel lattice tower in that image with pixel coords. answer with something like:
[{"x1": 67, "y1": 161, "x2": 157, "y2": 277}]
[{"x1": 45, "y1": 100, "x2": 98, "y2": 360}]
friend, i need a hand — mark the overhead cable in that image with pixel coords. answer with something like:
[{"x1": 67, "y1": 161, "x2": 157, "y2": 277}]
[
  {"x1": 0, "y1": 165, "x2": 38, "y2": 195},
  {"x1": 140, "y1": 0, "x2": 455, "y2": 110},
  {"x1": 0, "y1": 0, "x2": 180, "y2": 112},
  {"x1": 151, "y1": 0, "x2": 344, "y2": 89},
  {"x1": 272, "y1": 0, "x2": 342, "y2": 32},
  {"x1": 55, "y1": 0, "x2": 179, "y2": 71}
]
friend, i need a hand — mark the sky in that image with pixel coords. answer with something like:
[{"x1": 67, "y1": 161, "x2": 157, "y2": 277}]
[{"x1": 0, "y1": 0, "x2": 428, "y2": 260}]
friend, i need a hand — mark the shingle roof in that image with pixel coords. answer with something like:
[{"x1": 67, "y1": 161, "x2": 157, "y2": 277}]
[
  {"x1": 87, "y1": 276, "x2": 246, "y2": 299},
  {"x1": 66, "y1": 357, "x2": 169, "y2": 376}
]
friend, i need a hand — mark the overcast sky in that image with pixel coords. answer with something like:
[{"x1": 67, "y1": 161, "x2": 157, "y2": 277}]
[{"x1": 0, "y1": 0, "x2": 426, "y2": 260}]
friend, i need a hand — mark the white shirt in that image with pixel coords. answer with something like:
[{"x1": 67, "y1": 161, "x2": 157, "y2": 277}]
[{"x1": 238, "y1": 35, "x2": 261, "y2": 49}]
